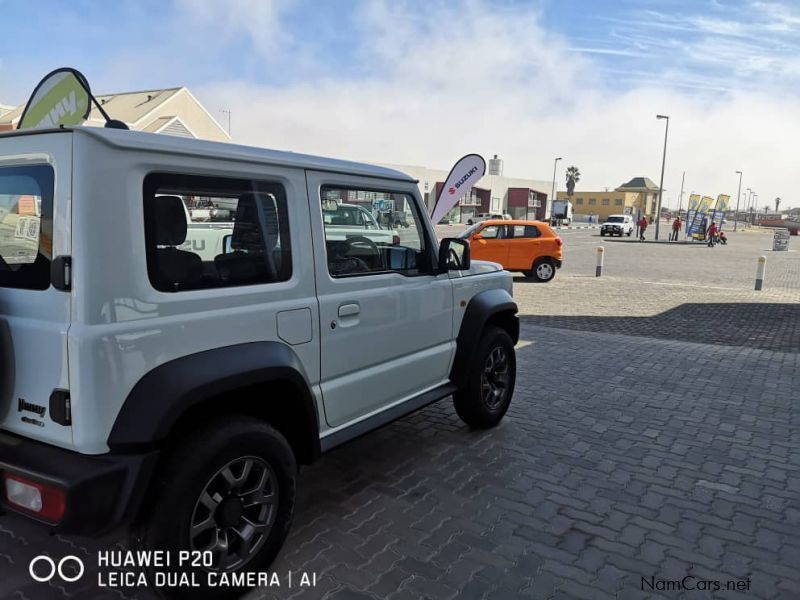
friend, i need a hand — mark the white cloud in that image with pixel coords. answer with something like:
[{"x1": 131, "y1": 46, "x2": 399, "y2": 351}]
[{"x1": 193, "y1": 0, "x2": 798, "y2": 208}]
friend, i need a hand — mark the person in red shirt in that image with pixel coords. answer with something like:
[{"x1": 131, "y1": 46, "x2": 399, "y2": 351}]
[
  {"x1": 707, "y1": 222, "x2": 718, "y2": 247},
  {"x1": 671, "y1": 217, "x2": 682, "y2": 241},
  {"x1": 638, "y1": 216, "x2": 649, "y2": 241}
]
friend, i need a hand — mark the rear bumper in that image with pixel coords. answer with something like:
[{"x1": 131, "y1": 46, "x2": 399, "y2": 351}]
[
  {"x1": 553, "y1": 259, "x2": 563, "y2": 269},
  {"x1": 0, "y1": 430, "x2": 157, "y2": 535}
]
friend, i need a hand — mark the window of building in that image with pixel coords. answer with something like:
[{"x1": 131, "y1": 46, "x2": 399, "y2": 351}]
[
  {"x1": 615, "y1": 198, "x2": 624, "y2": 206},
  {"x1": 321, "y1": 186, "x2": 429, "y2": 277},
  {"x1": 588, "y1": 198, "x2": 597, "y2": 205},
  {"x1": 602, "y1": 198, "x2": 610, "y2": 205},
  {"x1": 576, "y1": 198, "x2": 584, "y2": 205},
  {"x1": 143, "y1": 173, "x2": 292, "y2": 292}
]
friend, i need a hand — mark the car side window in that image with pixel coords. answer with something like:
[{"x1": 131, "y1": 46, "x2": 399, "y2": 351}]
[
  {"x1": 143, "y1": 173, "x2": 292, "y2": 292},
  {"x1": 320, "y1": 186, "x2": 430, "y2": 277},
  {"x1": 514, "y1": 225, "x2": 540, "y2": 238},
  {"x1": 480, "y1": 225, "x2": 500, "y2": 238}
]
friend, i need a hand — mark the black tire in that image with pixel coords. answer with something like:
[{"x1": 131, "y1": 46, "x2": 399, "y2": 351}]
[
  {"x1": 600, "y1": 231, "x2": 605, "y2": 237},
  {"x1": 626, "y1": 230, "x2": 632, "y2": 237},
  {"x1": 131, "y1": 417, "x2": 297, "y2": 599},
  {"x1": 531, "y1": 257, "x2": 556, "y2": 282},
  {"x1": 454, "y1": 326, "x2": 516, "y2": 429}
]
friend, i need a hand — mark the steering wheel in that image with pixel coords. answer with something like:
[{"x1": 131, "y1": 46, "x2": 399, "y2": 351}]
[{"x1": 343, "y1": 235, "x2": 380, "y2": 258}]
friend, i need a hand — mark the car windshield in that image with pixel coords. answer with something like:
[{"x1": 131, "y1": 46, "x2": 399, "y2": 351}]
[
  {"x1": 323, "y1": 206, "x2": 380, "y2": 229},
  {"x1": 459, "y1": 223, "x2": 481, "y2": 238},
  {"x1": 606, "y1": 216, "x2": 625, "y2": 223}
]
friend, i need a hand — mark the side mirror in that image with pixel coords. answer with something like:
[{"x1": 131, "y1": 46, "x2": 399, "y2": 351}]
[
  {"x1": 222, "y1": 234, "x2": 233, "y2": 254},
  {"x1": 438, "y1": 238, "x2": 470, "y2": 272},
  {"x1": 472, "y1": 233, "x2": 484, "y2": 240}
]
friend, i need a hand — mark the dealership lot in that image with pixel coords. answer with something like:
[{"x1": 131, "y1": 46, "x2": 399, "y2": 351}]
[{"x1": 1, "y1": 227, "x2": 798, "y2": 600}]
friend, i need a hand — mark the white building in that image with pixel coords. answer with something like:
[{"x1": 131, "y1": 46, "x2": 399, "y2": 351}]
[{"x1": 380, "y1": 161, "x2": 554, "y2": 223}]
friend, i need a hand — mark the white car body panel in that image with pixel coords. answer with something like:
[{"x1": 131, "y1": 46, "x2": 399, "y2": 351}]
[{"x1": 0, "y1": 127, "x2": 514, "y2": 456}]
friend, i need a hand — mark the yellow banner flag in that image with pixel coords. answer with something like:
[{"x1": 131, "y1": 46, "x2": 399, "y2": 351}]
[
  {"x1": 716, "y1": 194, "x2": 730, "y2": 212},
  {"x1": 687, "y1": 194, "x2": 701, "y2": 211}
]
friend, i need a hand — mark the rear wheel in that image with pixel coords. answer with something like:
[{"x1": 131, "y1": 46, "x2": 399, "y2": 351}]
[
  {"x1": 454, "y1": 326, "x2": 516, "y2": 429},
  {"x1": 131, "y1": 417, "x2": 297, "y2": 599},
  {"x1": 530, "y1": 258, "x2": 556, "y2": 282}
]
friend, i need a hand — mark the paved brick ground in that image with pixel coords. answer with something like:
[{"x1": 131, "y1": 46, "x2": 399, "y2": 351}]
[{"x1": 1, "y1": 226, "x2": 798, "y2": 600}]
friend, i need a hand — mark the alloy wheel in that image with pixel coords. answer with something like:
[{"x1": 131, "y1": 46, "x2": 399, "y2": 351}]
[
  {"x1": 481, "y1": 346, "x2": 509, "y2": 410},
  {"x1": 190, "y1": 456, "x2": 277, "y2": 571}
]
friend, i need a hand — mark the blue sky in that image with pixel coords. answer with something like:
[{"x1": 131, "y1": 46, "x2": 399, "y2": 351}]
[{"x1": 1, "y1": 0, "x2": 798, "y2": 206}]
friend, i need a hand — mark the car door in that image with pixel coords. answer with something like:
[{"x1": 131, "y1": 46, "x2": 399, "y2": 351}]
[
  {"x1": 470, "y1": 223, "x2": 509, "y2": 266},
  {"x1": 306, "y1": 171, "x2": 455, "y2": 429},
  {"x1": 503, "y1": 224, "x2": 541, "y2": 270}
]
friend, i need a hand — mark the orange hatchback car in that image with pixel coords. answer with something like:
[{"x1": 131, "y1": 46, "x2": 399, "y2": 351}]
[{"x1": 459, "y1": 220, "x2": 563, "y2": 282}]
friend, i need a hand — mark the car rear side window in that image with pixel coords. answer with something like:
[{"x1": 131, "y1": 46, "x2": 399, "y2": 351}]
[
  {"x1": 143, "y1": 173, "x2": 291, "y2": 292},
  {"x1": 512, "y1": 225, "x2": 540, "y2": 238},
  {"x1": 0, "y1": 164, "x2": 54, "y2": 290}
]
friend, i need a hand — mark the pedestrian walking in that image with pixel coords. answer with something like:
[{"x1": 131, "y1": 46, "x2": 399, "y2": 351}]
[
  {"x1": 638, "y1": 216, "x2": 649, "y2": 241},
  {"x1": 707, "y1": 221, "x2": 718, "y2": 247},
  {"x1": 671, "y1": 217, "x2": 682, "y2": 241}
]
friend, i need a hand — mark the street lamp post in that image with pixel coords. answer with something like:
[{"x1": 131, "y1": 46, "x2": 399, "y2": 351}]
[
  {"x1": 677, "y1": 171, "x2": 685, "y2": 216},
  {"x1": 734, "y1": 171, "x2": 743, "y2": 231},
  {"x1": 745, "y1": 188, "x2": 752, "y2": 227},
  {"x1": 550, "y1": 157, "x2": 562, "y2": 221},
  {"x1": 655, "y1": 114, "x2": 670, "y2": 240},
  {"x1": 754, "y1": 194, "x2": 759, "y2": 223}
]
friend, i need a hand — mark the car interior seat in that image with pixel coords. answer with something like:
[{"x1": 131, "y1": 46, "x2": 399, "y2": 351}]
[
  {"x1": 144, "y1": 195, "x2": 203, "y2": 291},
  {"x1": 214, "y1": 193, "x2": 286, "y2": 285}
]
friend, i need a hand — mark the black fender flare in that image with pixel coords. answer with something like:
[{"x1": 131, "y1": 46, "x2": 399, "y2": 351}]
[
  {"x1": 108, "y1": 341, "x2": 320, "y2": 461},
  {"x1": 450, "y1": 289, "x2": 519, "y2": 388}
]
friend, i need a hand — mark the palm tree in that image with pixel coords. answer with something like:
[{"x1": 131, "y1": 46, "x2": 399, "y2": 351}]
[
  {"x1": 775, "y1": 197, "x2": 781, "y2": 213},
  {"x1": 565, "y1": 166, "x2": 580, "y2": 197}
]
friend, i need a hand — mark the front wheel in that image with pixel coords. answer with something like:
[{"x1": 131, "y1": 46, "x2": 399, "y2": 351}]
[
  {"x1": 454, "y1": 326, "x2": 516, "y2": 429},
  {"x1": 131, "y1": 417, "x2": 297, "y2": 599}
]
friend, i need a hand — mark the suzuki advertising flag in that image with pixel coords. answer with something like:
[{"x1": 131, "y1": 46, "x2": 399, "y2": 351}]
[
  {"x1": 18, "y1": 68, "x2": 92, "y2": 130},
  {"x1": 430, "y1": 154, "x2": 486, "y2": 225}
]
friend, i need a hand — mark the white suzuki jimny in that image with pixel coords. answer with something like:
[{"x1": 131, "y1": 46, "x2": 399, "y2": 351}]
[{"x1": 0, "y1": 127, "x2": 518, "y2": 592}]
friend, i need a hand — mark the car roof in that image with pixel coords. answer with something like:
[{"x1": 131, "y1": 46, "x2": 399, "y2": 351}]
[
  {"x1": 480, "y1": 219, "x2": 553, "y2": 228},
  {"x1": 0, "y1": 127, "x2": 416, "y2": 183}
]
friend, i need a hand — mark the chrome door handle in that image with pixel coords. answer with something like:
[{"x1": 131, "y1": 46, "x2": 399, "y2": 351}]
[{"x1": 338, "y1": 303, "x2": 360, "y2": 317}]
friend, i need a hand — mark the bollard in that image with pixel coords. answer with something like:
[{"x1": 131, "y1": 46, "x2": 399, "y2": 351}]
[
  {"x1": 755, "y1": 255, "x2": 766, "y2": 290},
  {"x1": 596, "y1": 246, "x2": 605, "y2": 277}
]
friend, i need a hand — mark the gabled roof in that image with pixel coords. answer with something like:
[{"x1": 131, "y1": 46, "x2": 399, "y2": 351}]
[
  {"x1": 0, "y1": 87, "x2": 184, "y2": 126},
  {"x1": 616, "y1": 177, "x2": 660, "y2": 191}
]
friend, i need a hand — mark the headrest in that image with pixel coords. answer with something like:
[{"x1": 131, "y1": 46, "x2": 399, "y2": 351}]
[
  {"x1": 146, "y1": 195, "x2": 188, "y2": 246},
  {"x1": 231, "y1": 193, "x2": 279, "y2": 252}
]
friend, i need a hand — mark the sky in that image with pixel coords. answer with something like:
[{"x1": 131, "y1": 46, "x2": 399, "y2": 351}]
[{"x1": 1, "y1": 0, "x2": 798, "y2": 210}]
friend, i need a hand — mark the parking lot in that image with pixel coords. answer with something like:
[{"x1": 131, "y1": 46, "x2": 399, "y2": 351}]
[{"x1": 2, "y1": 226, "x2": 798, "y2": 600}]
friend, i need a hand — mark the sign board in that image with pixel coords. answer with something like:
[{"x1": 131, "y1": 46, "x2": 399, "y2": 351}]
[
  {"x1": 18, "y1": 68, "x2": 92, "y2": 130},
  {"x1": 773, "y1": 229, "x2": 790, "y2": 252}
]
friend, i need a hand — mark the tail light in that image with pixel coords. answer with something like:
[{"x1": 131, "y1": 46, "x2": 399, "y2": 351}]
[
  {"x1": 2, "y1": 472, "x2": 65, "y2": 523},
  {"x1": 392, "y1": 234, "x2": 401, "y2": 246},
  {"x1": 555, "y1": 237, "x2": 563, "y2": 247}
]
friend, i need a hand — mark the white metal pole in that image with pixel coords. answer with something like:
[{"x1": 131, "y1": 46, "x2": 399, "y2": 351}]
[
  {"x1": 755, "y1": 256, "x2": 766, "y2": 290},
  {"x1": 596, "y1": 246, "x2": 605, "y2": 277}
]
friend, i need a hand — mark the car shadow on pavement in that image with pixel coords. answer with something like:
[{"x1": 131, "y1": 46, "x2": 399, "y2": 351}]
[{"x1": 521, "y1": 303, "x2": 800, "y2": 352}]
